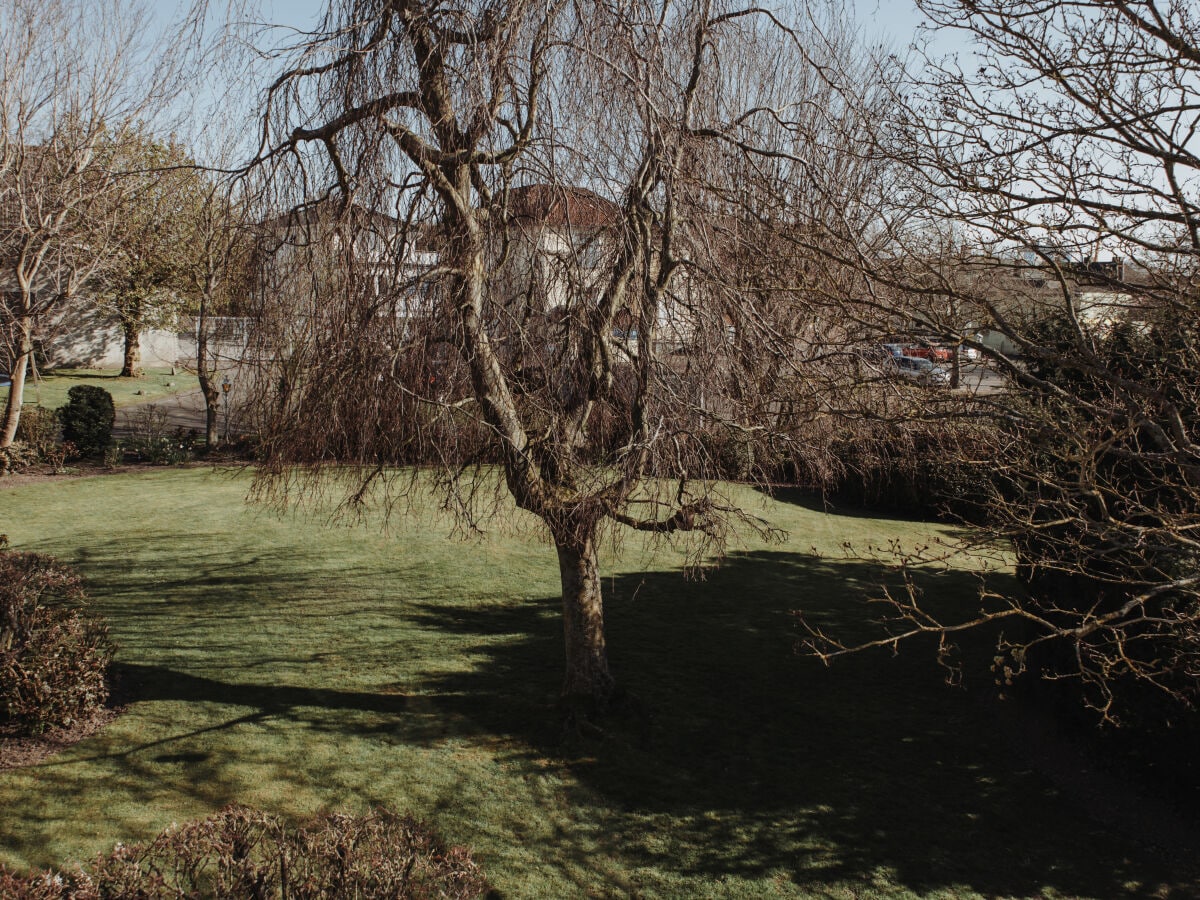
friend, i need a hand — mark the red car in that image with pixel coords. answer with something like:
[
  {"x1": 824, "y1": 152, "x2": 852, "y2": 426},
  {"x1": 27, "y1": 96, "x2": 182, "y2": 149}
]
[{"x1": 902, "y1": 344, "x2": 954, "y2": 363}]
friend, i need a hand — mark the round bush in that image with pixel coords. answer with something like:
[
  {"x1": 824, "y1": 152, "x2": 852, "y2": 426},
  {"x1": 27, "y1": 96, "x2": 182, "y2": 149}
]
[
  {"x1": 59, "y1": 385, "x2": 115, "y2": 457},
  {"x1": 0, "y1": 543, "x2": 112, "y2": 733}
]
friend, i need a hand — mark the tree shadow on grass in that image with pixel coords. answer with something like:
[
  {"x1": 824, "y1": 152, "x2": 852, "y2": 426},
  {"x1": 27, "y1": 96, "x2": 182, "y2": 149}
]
[
  {"x1": 48, "y1": 371, "x2": 121, "y2": 381},
  {"x1": 11, "y1": 535, "x2": 482, "y2": 771},
  {"x1": 10, "y1": 527, "x2": 1195, "y2": 895},
  {"x1": 409, "y1": 549, "x2": 1197, "y2": 898},
  {"x1": 108, "y1": 664, "x2": 417, "y2": 726},
  {"x1": 11, "y1": 662, "x2": 454, "y2": 767}
]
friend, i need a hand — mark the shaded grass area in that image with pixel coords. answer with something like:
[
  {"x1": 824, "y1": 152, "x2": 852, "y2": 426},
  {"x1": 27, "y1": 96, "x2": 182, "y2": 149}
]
[
  {"x1": 0, "y1": 470, "x2": 1193, "y2": 897},
  {"x1": 1, "y1": 367, "x2": 190, "y2": 413}
]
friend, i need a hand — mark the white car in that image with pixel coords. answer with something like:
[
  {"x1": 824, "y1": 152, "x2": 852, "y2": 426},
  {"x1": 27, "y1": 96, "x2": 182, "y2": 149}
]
[{"x1": 894, "y1": 355, "x2": 951, "y2": 386}]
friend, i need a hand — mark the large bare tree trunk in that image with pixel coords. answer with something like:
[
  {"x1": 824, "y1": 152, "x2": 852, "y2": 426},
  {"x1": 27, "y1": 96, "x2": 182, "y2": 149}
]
[
  {"x1": 1, "y1": 325, "x2": 33, "y2": 449},
  {"x1": 120, "y1": 317, "x2": 141, "y2": 377},
  {"x1": 556, "y1": 529, "x2": 615, "y2": 705}
]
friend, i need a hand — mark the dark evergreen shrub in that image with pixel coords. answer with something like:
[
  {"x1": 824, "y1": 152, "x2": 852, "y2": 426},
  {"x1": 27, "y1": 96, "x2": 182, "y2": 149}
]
[
  {"x1": 59, "y1": 385, "x2": 114, "y2": 457},
  {"x1": 1012, "y1": 318, "x2": 1198, "y2": 597}
]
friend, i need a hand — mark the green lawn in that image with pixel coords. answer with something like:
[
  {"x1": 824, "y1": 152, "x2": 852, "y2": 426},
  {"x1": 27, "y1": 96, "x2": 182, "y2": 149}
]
[
  {"x1": 0, "y1": 470, "x2": 1191, "y2": 897},
  {"x1": 1, "y1": 367, "x2": 192, "y2": 412}
]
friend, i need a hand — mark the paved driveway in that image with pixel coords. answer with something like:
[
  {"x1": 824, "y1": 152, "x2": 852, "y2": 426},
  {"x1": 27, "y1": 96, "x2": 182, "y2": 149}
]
[{"x1": 114, "y1": 387, "x2": 213, "y2": 439}]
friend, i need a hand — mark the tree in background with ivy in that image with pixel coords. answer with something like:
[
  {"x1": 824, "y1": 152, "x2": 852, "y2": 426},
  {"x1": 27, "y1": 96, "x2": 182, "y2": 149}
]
[{"x1": 92, "y1": 131, "x2": 204, "y2": 377}]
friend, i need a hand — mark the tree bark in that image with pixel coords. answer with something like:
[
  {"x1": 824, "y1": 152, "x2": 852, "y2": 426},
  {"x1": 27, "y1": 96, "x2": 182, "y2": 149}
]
[
  {"x1": 120, "y1": 316, "x2": 141, "y2": 377},
  {"x1": 199, "y1": 373, "x2": 220, "y2": 448},
  {"x1": 0, "y1": 326, "x2": 32, "y2": 449},
  {"x1": 195, "y1": 310, "x2": 220, "y2": 447},
  {"x1": 556, "y1": 529, "x2": 616, "y2": 705}
]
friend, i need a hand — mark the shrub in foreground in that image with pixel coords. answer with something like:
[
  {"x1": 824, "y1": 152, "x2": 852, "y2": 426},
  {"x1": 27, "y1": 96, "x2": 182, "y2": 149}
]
[
  {"x1": 0, "y1": 806, "x2": 490, "y2": 899},
  {"x1": 0, "y1": 540, "x2": 112, "y2": 733}
]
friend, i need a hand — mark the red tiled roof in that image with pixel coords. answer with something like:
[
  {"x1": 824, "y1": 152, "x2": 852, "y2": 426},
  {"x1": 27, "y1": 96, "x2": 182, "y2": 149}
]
[{"x1": 503, "y1": 184, "x2": 619, "y2": 229}]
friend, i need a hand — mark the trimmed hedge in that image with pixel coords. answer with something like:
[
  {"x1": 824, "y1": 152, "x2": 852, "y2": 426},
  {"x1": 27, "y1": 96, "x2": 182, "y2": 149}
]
[
  {"x1": 0, "y1": 540, "x2": 112, "y2": 733},
  {"x1": 808, "y1": 420, "x2": 999, "y2": 524},
  {"x1": 0, "y1": 806, "x2": 490, "y2": 899}
]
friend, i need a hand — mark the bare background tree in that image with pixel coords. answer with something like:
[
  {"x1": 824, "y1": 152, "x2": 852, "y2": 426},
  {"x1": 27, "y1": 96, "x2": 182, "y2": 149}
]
[
  {"x1": 247, "y1": 0, "x2": 885, "y2": 716},
  {"x1": 185, "y1": 178, "x2": 258, "y2": 449},
  {"x1": 0, "y1": 0, "x2": 177, "y2": 453}
]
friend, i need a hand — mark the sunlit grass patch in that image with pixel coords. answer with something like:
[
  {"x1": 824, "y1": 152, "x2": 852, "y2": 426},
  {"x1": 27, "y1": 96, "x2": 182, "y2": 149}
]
[{"x1": 1, "y1": 367, "x2": 190, "y2": 412}]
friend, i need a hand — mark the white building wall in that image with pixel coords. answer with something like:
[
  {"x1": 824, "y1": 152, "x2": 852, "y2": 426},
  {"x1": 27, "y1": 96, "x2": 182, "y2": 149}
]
[{"x1": 36, "y1": 302, "x2": 208, "y2": 371}]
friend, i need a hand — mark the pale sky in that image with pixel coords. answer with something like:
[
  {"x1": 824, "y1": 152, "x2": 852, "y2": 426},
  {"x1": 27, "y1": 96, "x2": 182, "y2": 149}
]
[
  {"x1": 854, "y1": 0, "x2": 925, "y2": 44},
  {"x1": 144, "y1": 0, "x2": 960, "y2": 164},
  {"x1": 255, "y1": 0, "x2": 932, "y2": 36},
  {"x1": 151, "y1": 0, "x2": 938, "y2": 54}
]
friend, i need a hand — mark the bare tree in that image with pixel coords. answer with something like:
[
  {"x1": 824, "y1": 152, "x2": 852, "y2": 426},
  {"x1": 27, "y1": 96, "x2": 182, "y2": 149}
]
[
  {"x1": 170, "y1": 170, "x2": 258, "y2": 449},
  {"x1": 798, "y1": 0, "x2": 1200, "y2": 722},
  {"x1": 0, "y1": 0, "x2": 172, "y2": 452},
  {"x1": 248, "y1": 0, "x2": 882, "y2": 714}
]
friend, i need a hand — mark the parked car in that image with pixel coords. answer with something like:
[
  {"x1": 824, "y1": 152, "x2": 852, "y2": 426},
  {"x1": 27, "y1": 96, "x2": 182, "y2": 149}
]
[
  {"x1": 894, "y1": 355, "x2": 951, "y2": 386},
  {"x1": 855, "y1": 345, "x2": 893, "y2": 364},
  {"x1": 902, "y1": 344, "x2": 954, "y2": 363}
]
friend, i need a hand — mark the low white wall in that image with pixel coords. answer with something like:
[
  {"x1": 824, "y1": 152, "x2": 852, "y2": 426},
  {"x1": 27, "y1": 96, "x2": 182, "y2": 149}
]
[
  {"x1": 35, "y1": 305, "x2": 253, "y2": 372},
  {"x1": 40, "y1": 318, "x2": 190, "y2": 371}
]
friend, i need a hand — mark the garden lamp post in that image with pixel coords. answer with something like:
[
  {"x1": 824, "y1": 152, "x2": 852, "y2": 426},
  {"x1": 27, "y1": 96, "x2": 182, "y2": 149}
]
[{"x1": 221, "y1": 375, "x2": 231, "y2": 444}]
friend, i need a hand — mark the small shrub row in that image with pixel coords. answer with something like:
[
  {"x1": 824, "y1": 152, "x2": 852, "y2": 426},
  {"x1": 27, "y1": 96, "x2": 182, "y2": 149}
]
[
  {"x1": 115, "y1": 405, "x2": 198, "y2": 465},
  {"x1": 0, "y1": 806, "x2": 490, "y2": 899},
  {"x1": 2, "y1": 387, "x2": 114, "y2": 472},
  {"x1": 15, "y1": 407, "x2": 62, "y2": 460},
  {"x1": 4, "y1": 390, "x2": 206, "y2": 470},
  {"x1": 0, "y1": 539, "x2": 112, "y2": 733}
]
